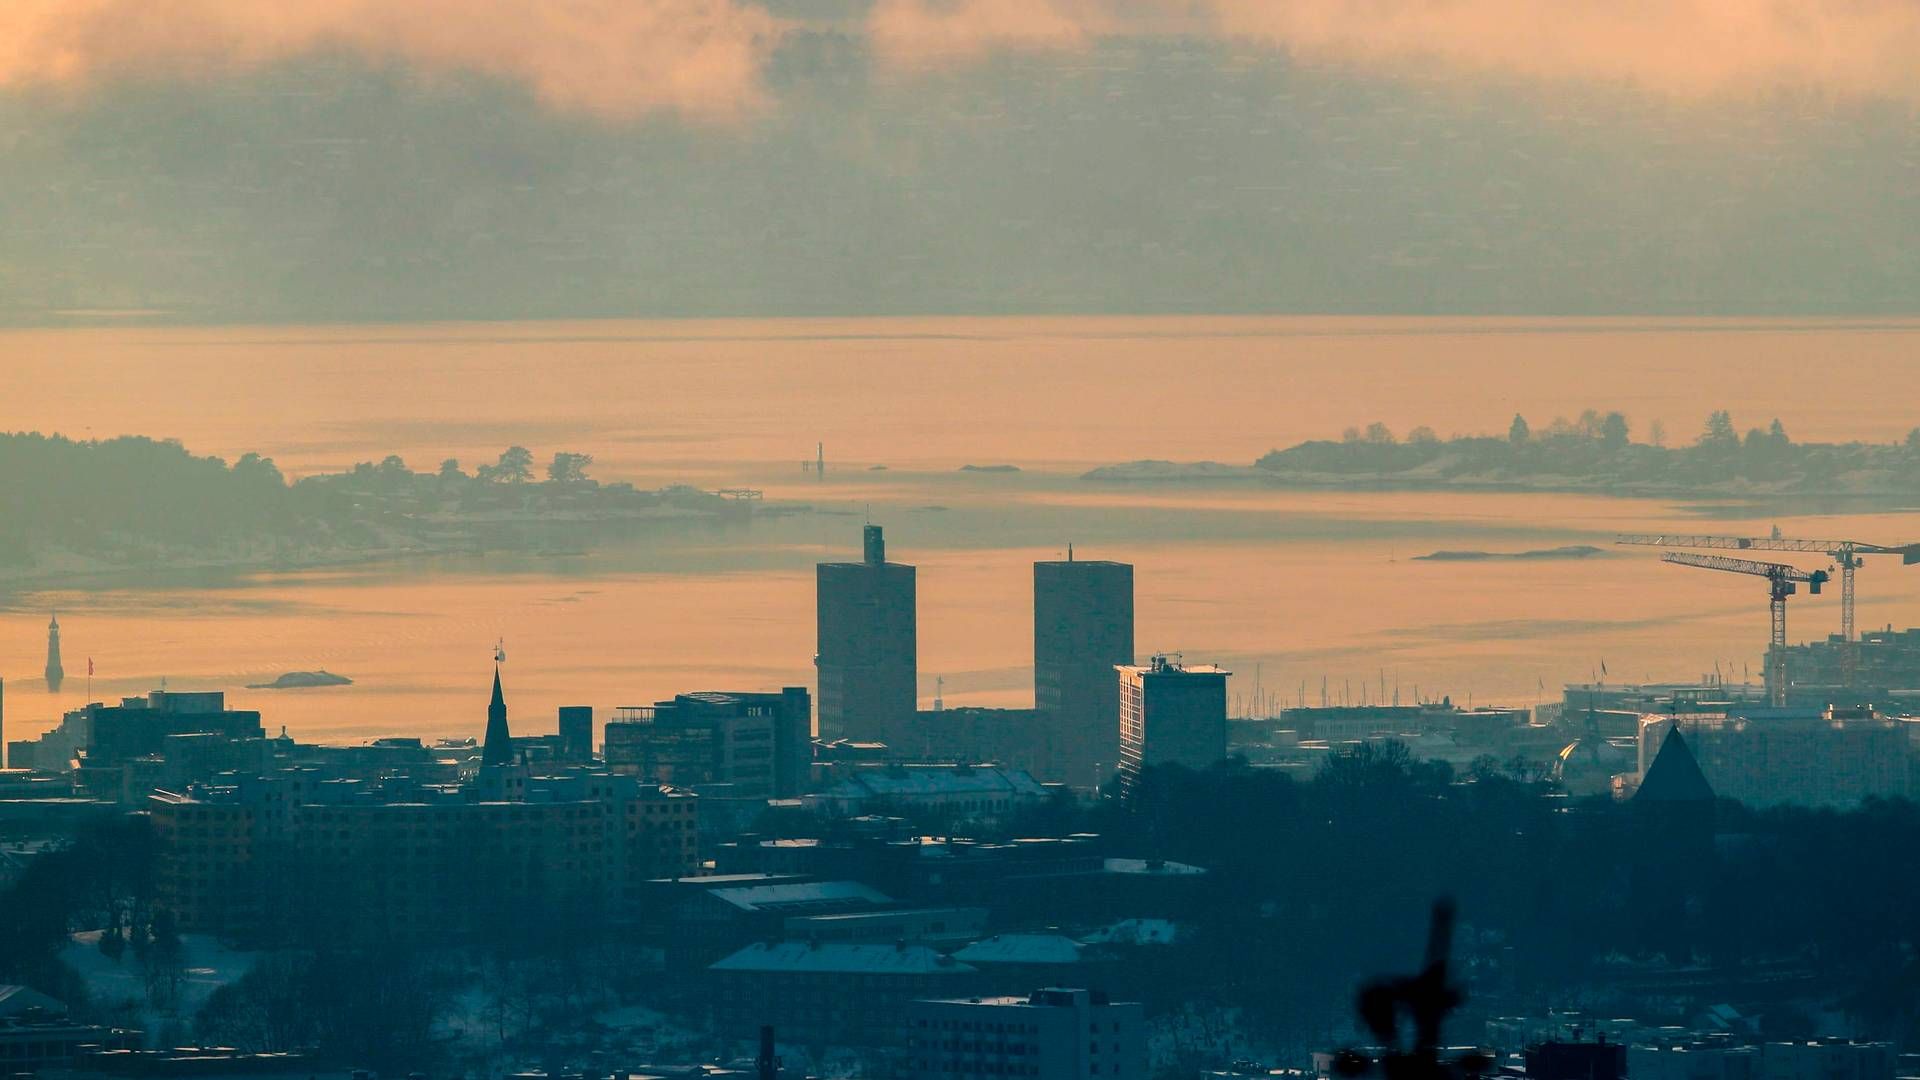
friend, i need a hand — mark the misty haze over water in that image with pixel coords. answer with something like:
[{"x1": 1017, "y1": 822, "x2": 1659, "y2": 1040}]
[{"x1": 7, "y1": 316, "x2": 1920, "y2": 742}]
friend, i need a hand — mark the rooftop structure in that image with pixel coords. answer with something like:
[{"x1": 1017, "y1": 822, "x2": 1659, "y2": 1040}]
[
  {"x1": 816, "y1": 525, "x2": 917, "y2": 744},
  {"x1": 1635, "y1": 705, "x2": 1910, "y2": 808},
  {"x1": 1116, "y1": 656, "x2": 1229, "y2": 798}
]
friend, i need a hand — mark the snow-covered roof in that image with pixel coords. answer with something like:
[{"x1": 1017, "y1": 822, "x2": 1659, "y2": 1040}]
[
  {"x1": 710, "y1": 941, "x2": 976, "y2": 975},
  {"x1": 825, "y1": 767, "x2": 1047, "y2": 800},
  {"x1": 952, "y1": 934, "x2": 1085, "y2": 965},
  {"x1": 1080, "y1": 918, "x2": 1182, "y2": 946},
  {"x1": 1103, "y1": 857, "x2": 1207, "y2": 876},
  {"x1": 705, "y1": 880, "x2": 891, "y2": 913}
]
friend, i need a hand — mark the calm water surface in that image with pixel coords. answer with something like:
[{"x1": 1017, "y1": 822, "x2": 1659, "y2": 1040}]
[{"x1": 5, "y1": 316, "x2": 1920, "y2": 743}]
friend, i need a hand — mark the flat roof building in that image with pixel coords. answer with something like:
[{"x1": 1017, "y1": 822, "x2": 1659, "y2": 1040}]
[
  {"x1": 1035, "y1": 557, "x2": 1134, "y2": 789},
  {"x1": 1116, "y1": 656, "x2": 1229, "y2": 798},
  {"x1": 817, "y1": 525, "x2": 917, "y2": 744},
  {"x1": 1633, "y1": 705, "x2": 1914, "y2": 808},
  {"x1": 907, "y1": 988, "x2": 1146, "y2": 1080}
]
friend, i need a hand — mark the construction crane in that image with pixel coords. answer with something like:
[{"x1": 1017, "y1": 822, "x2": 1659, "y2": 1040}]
[
  {"x1": 1619, "y1": 533, "x2": 1920, "y2": 688},
  {"x1": 1661, "y1": 551, "x2": 1829, "y2": 707}
]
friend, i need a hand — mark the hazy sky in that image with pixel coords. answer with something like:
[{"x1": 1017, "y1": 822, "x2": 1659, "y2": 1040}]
[{"x1": 3, "y1": 0, "x2": 1917, "y2": 321}]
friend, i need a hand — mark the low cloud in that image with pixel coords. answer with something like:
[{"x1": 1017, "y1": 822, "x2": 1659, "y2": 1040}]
[
  {"x1": 869, "y1": 0, "x2": 1920, "y2": 100},
  {"x1": 0, "y1": 0, "x2": 790, "y2": 121}
]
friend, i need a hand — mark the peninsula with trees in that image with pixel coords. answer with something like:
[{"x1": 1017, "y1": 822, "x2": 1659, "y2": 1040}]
[
  {"x1": 0, "y1": 433, "x2": 771, "y2": 585},
  {"x1": 1087, "y1": 410, "x2": 1920, "y2": 500}
]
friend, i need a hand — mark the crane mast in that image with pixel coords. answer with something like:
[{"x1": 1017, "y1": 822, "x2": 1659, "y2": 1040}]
[{"x1": 1659, "y1": 551, "x2": 1828, "y2": 707}]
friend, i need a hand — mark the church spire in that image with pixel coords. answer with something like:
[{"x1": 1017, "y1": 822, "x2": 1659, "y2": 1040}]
[
  {"x1": 44, "y1": 612, "x2": 64, "y2": 693},
  {"x1": 482, "y1": 663, "x2": 511, "y2": 767}
]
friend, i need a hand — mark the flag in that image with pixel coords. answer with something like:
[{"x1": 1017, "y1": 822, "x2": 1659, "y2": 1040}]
[
  {"x1": 1600, "y1": 659, "x2": 1608, "y2": 676},
  {"x1": 87, "y1": 658, "x2": 94, "y2": 676}
]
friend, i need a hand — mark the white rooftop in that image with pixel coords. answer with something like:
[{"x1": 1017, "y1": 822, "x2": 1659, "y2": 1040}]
[{"x1": 711, "y1": 941, "x2": 976, "y2": 975}]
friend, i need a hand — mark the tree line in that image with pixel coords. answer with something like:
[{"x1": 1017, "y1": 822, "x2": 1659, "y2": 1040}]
[{"x1": 1258, "y1": 409, "x2": 1920, "y2": 493}]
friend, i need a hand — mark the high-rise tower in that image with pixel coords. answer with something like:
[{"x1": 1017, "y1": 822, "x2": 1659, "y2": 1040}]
[
  {"x1": 482, "y1": 666, "x2": 512, "y2": 767},
  {"x1": 1035, "y1": 556, "x2": 1133, "y2": 788},
  {"x1": 44, "y1": 613, "x2": 64, "y2": 693},
  {"x1": 1115, "y1": 655, "x2": 1229, "y2": 799},
  {"x1": 816, "y1": 525, "x2": 916, "y2": 744}
]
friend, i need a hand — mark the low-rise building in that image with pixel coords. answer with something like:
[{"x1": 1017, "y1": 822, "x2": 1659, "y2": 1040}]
[
  {"x1": 804, "y1": 764, "x2": 1050, "y2": 821},
  {"x1": 906, "y1": 988, "x2": 1146, "y2": 1080},
  {"x1": 1635, "y1": 706, "x2": 1913, "y2": 808},
  {"x1": 709, "y1": 941, "x2": 976, "y2": 1048}
]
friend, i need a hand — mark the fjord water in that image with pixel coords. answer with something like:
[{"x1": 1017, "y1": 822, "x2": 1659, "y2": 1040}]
[{"x1": 5, "y1": 315, "x2": 1920, "y2": 744}]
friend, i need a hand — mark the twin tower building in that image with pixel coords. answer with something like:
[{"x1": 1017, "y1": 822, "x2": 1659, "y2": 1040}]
[{"x1": 816, "y1": 525, "x2": 1164, "y2": 790}]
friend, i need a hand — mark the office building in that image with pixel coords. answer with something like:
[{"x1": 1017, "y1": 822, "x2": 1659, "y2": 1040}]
[
  {"x1": 1635, "y1": 705, "x2": 1913, "y2": 808},
  {"x1": 604, "y1": 688, "x2": 811, "y2": 798},
  {"x1": 1035, "y1": 557, "x2": 1133, "y2": 788},
  {"x1": 817, "y1": 525, "x2": 916, "y2": 744},
  {"x1": 1116, "y1": 656, "x2": 1229, "y2": 798},
  {"x1": 907, "y1": 988, "x2": 1146, "y2": 1080},
  {"x1": 804, "y1": 764, "x2": 1049, "y2": 820},
  {"x1": 558, "y1": 705, "x2": 594, "y2": 762},
  {"x1": 82, "y1": 691, "x2": 264, "y2": 769},
  {"x1": 149, "y1": 769, "x2": 699, "y2": 940},
  {"x1": 709, "y1": 941, "x2": 977, "y2": 1048}
]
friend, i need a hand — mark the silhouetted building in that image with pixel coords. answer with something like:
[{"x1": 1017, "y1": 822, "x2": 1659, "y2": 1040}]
[
  {"x1": 84, "y1": 691, "x2": 264, "y2": 769},
  {"x1": 44, "y1": 613, "x2": 63, "y2": 693},
  {"x1": 1035, "y1": 557, "x2": 1133, "y2": 788},
  {"x1": 1116, "y1": 656, "x2": 1229, "y2": 797},
  {"x1": 149, "y1": 769, "x2": 699, "y2": 940},
  {"x1": 604, "y1": 688, "x2": 811, "y2": 798},
  {"x1": 1632, "y1": 725, "x2": 1717, "y2": 957},
  {"x1": 907, "y1": 988, "x2": 1145, "y2": 1080},
  {"x1": 482, "y1": 666, "x2": 511, "y2": 767},
  {"x1": 893, "y1": 707, "x2": 1051, "y2": 775},
  {"x1": 817, "y1": 525, "x2": 916, "y2": 744},
  {"x1": 710, "y1": 941, "x2": 976, "y2": 1047},
  {"x1": 558, "y1": 705, "x2": 594, "y2": 762},
  {"x1": 1526, "y1": 1038, "x2": 1627, "y2": 1080},
  {"x1": 1636, "y1": 705, "x2": 1912, "y2": 808},
  {"x1": 804, "y1": 763, "x2": 1049, "y2": 820}
]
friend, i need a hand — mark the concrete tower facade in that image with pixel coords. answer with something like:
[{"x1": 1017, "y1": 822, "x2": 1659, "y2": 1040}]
[
  {"x1": 816, "y1": 525, "x2": 916, "y2": 744},
  {"x1": 1116, "y1": 655, "x2": 1230, "y2": 798},
  {"x1": 1034, "y1": 556, "x2": 1134, "y2": 788}
]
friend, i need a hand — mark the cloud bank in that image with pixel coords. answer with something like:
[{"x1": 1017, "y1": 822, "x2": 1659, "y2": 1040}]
[
  {"x1": 6, "y1": 0, "x2": 1918, "y2": 117},
  {"x1": 870, "y1": 0, "x2": 1920, "y2": 101},
  {"x1": 0, "y1": 0, "x2": 790, "y2": 120}
]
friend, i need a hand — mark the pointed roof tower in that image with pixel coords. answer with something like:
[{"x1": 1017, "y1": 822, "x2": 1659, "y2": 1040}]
[
  {"x1": 1635, "y1": 725, "x2": 1714, "y2": 804},
  {"x1": 44, "y1": 611, "x2": 64, "y2": 692},
  {"x1": 482, "y1": 664, "x2": 511, "y2": 767}
]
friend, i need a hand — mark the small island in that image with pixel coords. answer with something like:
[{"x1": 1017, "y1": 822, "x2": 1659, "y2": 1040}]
[
  {"x1": 246, "y1": 670, "x2": 354, "y2": 690},
  {"x1": 0, "y1": 434, "x2": 789, "y2": 585},
  {"x1": 1085, "y1": 409, "x2": 1920, "y2": 502},
  {"x1": 1413, "y1": 545, "x2": 1606, "y2": 562}
]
